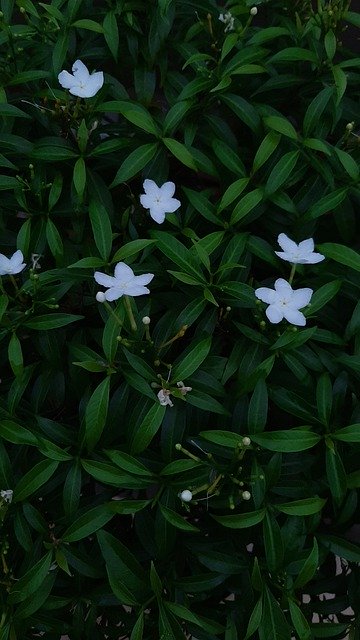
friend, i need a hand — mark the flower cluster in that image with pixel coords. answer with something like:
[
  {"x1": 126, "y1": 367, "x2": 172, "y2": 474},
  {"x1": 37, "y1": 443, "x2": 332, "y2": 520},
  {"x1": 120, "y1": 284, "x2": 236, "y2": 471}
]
[{"x1": 255, "y1": 234, "x2": 324, "y2": 326}]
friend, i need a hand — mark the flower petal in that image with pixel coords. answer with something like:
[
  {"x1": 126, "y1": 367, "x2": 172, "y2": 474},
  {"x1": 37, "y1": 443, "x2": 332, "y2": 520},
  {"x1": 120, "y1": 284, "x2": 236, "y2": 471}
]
[
  {"x1": 163, "y1": 196, "x2": 181, "y2": 213},
  {"x1": 302, "y1": 252, "x2": 325, "y2": 264},
  {"x1": 142, "y1": 179, "x2": 159, "y2": 197},
  {"x1": 114, "y1": 262, "x2": 134, "y2": 281},
  {"x1": 69, "y1": 85, "x2": 90, "y2": 98},
  {"x1": 58, "y1": 70, "x2": 76, "y2": 89},
  {"x1": 277, "y1": 233, "x2": 298, "y2": 253},
  {"x1": 255, "y1": 287, "x2": 276, "y2": 304},
  {"x1": 159, "y1": 181, "x2": 176, "y2": 198},
  {"x1": 125, "y1": 284, "x2": 151, "y2": 297},
  {"x1": 274, "y1": 278, "x2": 293, "y2": 295},
  {"x1": 149, "y1": 207, "x2": 166, "y2": 224},
  {"x1": 9, "y1": 250, "x2": 24, "y2": 266},
  {"x1": 104, "y1": 287, "x2": 124, "y2": 302},
  {"x1": 283, "y1": 308, "x2": 306, "y2": 326},
  {"x1": 140, "y1": 194, "x2": 155, "y2": 210},
  {"x1": 94, "y1": 271, "x2": 118, "y2": 288},
  {"x1": 298, "y1": 238, "x2": 314, "y2": 253},
  {"x1": 133, "y1": 273, "x2": 154, "y2": 286},
  {"x1": 266, "y1": 304, "x2": 283, "y2": 323},
  {"x1": 274, "y1": 251, "x2": 293, "y2": 263},
  {"x1": 82, "y1": 72, "x2": 104, "y2": 97},
  {"x1": 0, "y1": 254, "x2": 10, "y2": 275},
  {"x1": 289, "y1": 287, "x2": 313, "y2": 309},
  {"x1": 72, "y1": 60, "x2": 89, "y2": 82}
]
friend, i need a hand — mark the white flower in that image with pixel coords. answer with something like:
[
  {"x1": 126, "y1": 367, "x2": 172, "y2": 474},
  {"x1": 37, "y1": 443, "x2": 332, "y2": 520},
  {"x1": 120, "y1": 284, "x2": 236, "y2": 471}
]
[
  {"x1": 0, "y1": 250, "x2": 26, "y2": 276},
  {"x1": 275, "y1": 233, "x2": 325, "y2": 265},
  {"x1": 140, "y1": 179, "x2": 181, "y2": 224},
  {"x1": 94, "y1": 262, "x2": 154, "y2": 302},
  {"x1": 219, "y1": 11, "x2": 235, "y2": 32},
  {"x1": 157, "y1": 389, "x2": 174, "y2": 407},
  {"x1": 0, "y1": 490, "x2": 13, "y2": 503},
  {"x1": 255, "y1": 278, "x2": 313, "y2": 326},
  {"x1": 58, "y1": 59, "x2": 104, "y2": 98},
  {"x1": 180, "y1": 490, "x2": 193, "y2": 502},
  {"x1": 177, "y1": 381, "x2": 192, "y2": 395}
]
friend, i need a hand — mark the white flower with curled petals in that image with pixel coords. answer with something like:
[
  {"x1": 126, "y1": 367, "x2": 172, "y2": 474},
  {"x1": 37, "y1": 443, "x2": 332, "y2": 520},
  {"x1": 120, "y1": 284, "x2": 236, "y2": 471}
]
[
  {"x1": 0, "y1": 489, "x2": 13, "y2": 503},
  {"x1": 157, "y1": 389, "x2": 174, "y2": 407},
  {"x1": 255, "y1": 278, "x2": 313, "y2": 326},
  {"x1": 140, "y1": 179, "x2": 181, "y2": 224},
  {"x1": 58, "y1": 60, "x2": 104, "y2": 98},
  {"x1": 275, "y1": 233, "x2": 325, "y2": 265},
  {"x1": 0, "y1": 250, "x2": 26, "y2": 276},
  {"x1": 94, "y1": 262, "x2": 154, "y2": 302},
  {"x1": 219, "y1": 11, "x2": 235, "y2": 32}
]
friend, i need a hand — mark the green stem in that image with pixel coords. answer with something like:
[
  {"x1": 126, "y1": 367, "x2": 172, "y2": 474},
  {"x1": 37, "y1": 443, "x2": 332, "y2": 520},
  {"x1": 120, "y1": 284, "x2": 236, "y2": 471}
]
[
  {"x1": 123, "y1": 295, "x2": 137, "y2": 332},
  {"x1": 104, "y1": 301, "x2": 123, "y2": 328},
  {"x1": 288, "y1": 263, "x2": 297, "y2": 285},
  {"x1": 9, "y1": 275, "x2": 19, "y2": 294}
]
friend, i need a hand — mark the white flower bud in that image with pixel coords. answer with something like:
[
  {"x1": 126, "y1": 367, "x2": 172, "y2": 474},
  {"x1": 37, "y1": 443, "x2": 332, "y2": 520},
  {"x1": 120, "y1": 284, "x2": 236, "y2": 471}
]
[
  {"x1": 96, "y1": 291, "x2": 106, "y2": 303},
  {"x1": 346, "y1": 122, "x2": 354, "y2": 131},
  {"x1": 250, "y1": 7, "x2": 258, "y2": 15},
  {"x1": 142, "y1": 316, "x2": 151, "y2": 325},
  {"x1": 242, "y1": 436, "x2": 251, "y2": 446},
  {"x1": 180, "y1": 490, "x2": 193, "y2": 502},
  {"x1": 242, "y1": 490, "x2": 251, "y2": 500}
]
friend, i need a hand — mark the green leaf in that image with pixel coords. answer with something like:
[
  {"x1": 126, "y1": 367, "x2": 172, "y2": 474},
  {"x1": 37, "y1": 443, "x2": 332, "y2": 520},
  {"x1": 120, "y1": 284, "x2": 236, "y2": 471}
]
[
  {"x1": 8, "y1": 551, "x2": 53, "y2": 604},
  {"x1": 0, "y1": 103, "x2": 31, "y2": 118},
  {"x1": 326, "y1": 447, "x2": 347, "y2": 507},
  {"x1": 275, "y1": 497, "x2": 326, "y2": 516},
  {"x1": 316, "y1": 373, "x2": 332, "y2": 425},
  {"x1": 172, "y1": 336, "x2": 211, "y2": 380},
  {"x1": 112, "y1": 239, "x2": 156, "y2": 262},
  {"x1": 263, "y1": 115, "x2": 298, "y2": 140},
  {"x1": 98, "y1": 101, "x2": 159, "y2": 136},
  {"x1": 324, "y1": 30, "x2": 336, "y2": 61},
  {"x1": 165, "y1": 602, "x2": 224, "y2": 634},
  {"x1": 270, "y1": 47, "x2": 318, "y2": 64},
  {"x1": 303, "y1": 188, "x2": 347, "y2": 221},
  {"x1": 333, "y1": 424, "x2": 360, "y2": 442},
  {"x1": 103, "y1": 11, "x2": 119, "y2": 60},
  {"x1": 212, "y1": 508, "x2": 266, "y2": 529},
  {"x1": 263, "y1": 511, "x2": 284, "y2": 572},
  {"x1": 23, "y1": 314, "x2": 83, "y2": 330},
  {"x1": 0, "y1": 419, "x2": 38, "y2": 446},
  {"x1": 8, "y1": 332, "x2": 23, "y2": 377},
  {"x1": 162, "y1": 137, "x2": 197, "y2": 170},
  {"x1": 150, "y1": 230, "x2": 204, "y2": 280},
  {"x1": 260, "y1": 584, "x2": 291, "y2": 640},
  {"x1": 251, "y1": 429, "x2": 321, "y2": 452},
  {"x1": 217, "y1": 178, "x2": 249, "y2": 212},
  {"x1": 317, "y1": 242, "x2": 360, "y2": 272},
  {"x1": 31, "y1": 137, "x2": 78, "y2": 161},
  {"x1": 220, "y1": 94, "x2": 261, "y2": 133},
  {"x1": 265, "y1": 150, "x2": 299, "y2": 195},
  {"x1": 307, "y1": 280, "x2": 341, "y2": 314},
  {"x1": 294, "y1": 538, "x2": 319, "y2": 588},
  {"x1": 200, "y1": 430, "x2": 244, "y2": 448},
  {"x1": 318, "y1": 534, "x2": 360, "y2": 562},
  {"x1": 252, "y1": 131, "x2": 281, "y2": 173},
  {"x1": 71, "y1": 18, "x2": 104, "y2": 32},
  {"x1": 334, "y1": 147, "x2": 359, "y2": 180},
  {"x1": 111, "y1": 143, "x2": 158, "y2": 186},
  {"x1": 248, "y1": 379, "x2": 268, "y2": 433},
  {"x1": 109, "y1": 500, "x2": 151, "y2": 515},
  {"x1": 73, "y1": 157, "x2": 86, "y2": 198},
  {"x1": 303, "y1": 86, "x2": 334, "y2": 136},
  {"x1": 89, "y1": 199, "x2": 113, "y2": 261},
  {"x1": 8, "y1": 70, "x2": 51, "y2": 85},
  {"x1": 84, "y1": 377, "x2": 110, "y2": 450},
  {"x1": 230, "y1": 188, "x2": 264, "y2": 225},
  {"x1": 14, "y1": 460, "x2": 59, "y2": 502},
  {"x1": 310, "y1": 623, "x2": 350, "y2": 638},
  {"x1": 163, "y1": 100, "x2": 193, "y2": 136},
  {"x1": 159, "y1": 504, "x2": 199, "y2": 532},
  {"x1": 46, "y1": 218, "x2": 64, "y2": 260},
  {"x1": 244, "y1": 596, "x2": 263, "y2": 640},
  {"x1": 289, "y1": 599, "x2": 311, "y2": 640},
  {"x1": 62, "y1": 505, "x2": 113, "y2": 542},
  {"x1": 97, "y1": 529, "x2": 149, "y2": 605},
  {"x1": 130, "y1": 403, "x2": 166, "y2": 454},
  {"x1": 105, "y1": 449, "x2": 152, "y2": 476}
]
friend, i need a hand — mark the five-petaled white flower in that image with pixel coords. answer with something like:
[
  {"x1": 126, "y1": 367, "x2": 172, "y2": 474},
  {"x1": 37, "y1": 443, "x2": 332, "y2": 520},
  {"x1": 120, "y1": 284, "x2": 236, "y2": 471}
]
[
  {"x1": 140, "y1": 179, "x2": 181, "y2": 224},
  {"x1": 219, "y1": 11, "x2": 235, "y2": 32},
  {"x1": 94, "y1": 262, "x2": 154, "y2": 302},
  {"x1": 255, "y1": 278, "x2": 313, "y2": 326},
  {"x1": 0, "y1": 250, "x2": 26, "y2": 276},
  {"x1": 58, "y1": 59, "x2": 104, "y2": 98},
  {"x1": 275, "y1": 233, "x2": 325, "y2": 265}
]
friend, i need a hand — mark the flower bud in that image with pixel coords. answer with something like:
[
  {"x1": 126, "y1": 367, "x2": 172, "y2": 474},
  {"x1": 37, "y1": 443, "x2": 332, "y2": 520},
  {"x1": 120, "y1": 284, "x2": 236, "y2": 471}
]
[
  {"x1": 250, "y1": 7, "x2": 258, "y2": 15},
  {"x1": 96, "y1": 291, "x2": 106, "y2": 303},
  {"x1": 180, "y1": 490, "x2": 193, "y2": 502},
  {"x1": 142, "y1": 316, "x2": 151, "y2": 325},
  {"x1": 242, "y1": 490, "x2": 251, "y2": 500},
  {"x1": 242, "y1": 436, "x2": 251, "y2": 446},
  {"x1": 346, "y1": 122, "x2": 354, "y2": 131}
]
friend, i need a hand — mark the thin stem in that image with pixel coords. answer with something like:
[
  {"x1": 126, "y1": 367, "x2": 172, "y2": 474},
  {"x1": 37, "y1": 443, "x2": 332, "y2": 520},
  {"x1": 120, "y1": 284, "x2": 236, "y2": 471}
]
[
  {"x1": 103, "y1": 301, "x2": 123, "y2": 328},
  {"x1": 9, "y1": 275, "x2": 19, "y2": 293},
  {"x1": 123, "y1": 295, "x2": 137, "y2": 332},
  {"x1": 288, "y1": 263, "x2": 297, "y2": 285}
]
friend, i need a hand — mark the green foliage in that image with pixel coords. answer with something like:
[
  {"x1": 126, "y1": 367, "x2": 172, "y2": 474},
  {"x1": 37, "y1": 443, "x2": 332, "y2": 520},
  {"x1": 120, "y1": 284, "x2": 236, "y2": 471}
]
[{"x1": 0, "y1": 0, "x2": 359, "y2": 638}]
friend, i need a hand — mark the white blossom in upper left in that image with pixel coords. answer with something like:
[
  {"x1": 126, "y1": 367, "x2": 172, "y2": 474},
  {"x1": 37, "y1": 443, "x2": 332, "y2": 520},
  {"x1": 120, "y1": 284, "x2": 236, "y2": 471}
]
[
  {"x1": 58, "y1": 60, "x2": 104, "y2": 98},
  {"x1": 0, "y1": 250, "x2": 26, "y2": 276}
]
